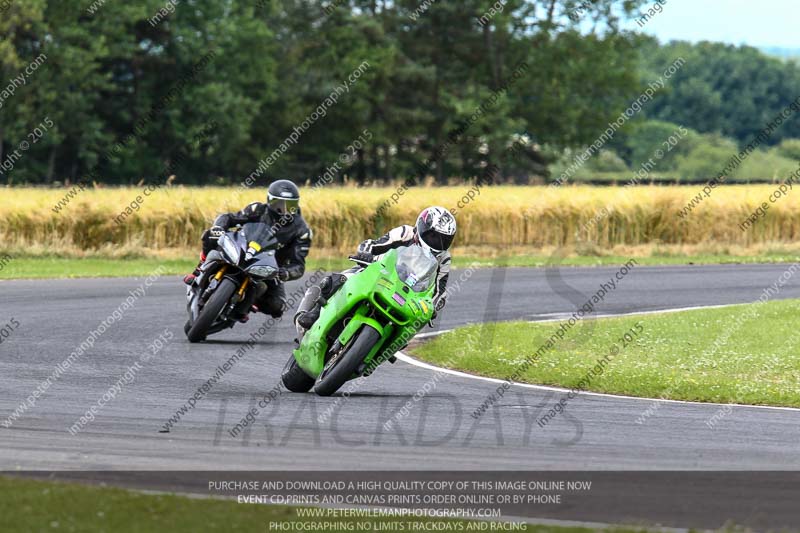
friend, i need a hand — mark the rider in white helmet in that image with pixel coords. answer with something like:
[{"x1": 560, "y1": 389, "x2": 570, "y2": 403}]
[{"x1": 294, "y1": 206, "x2": 457, "y2": 338}]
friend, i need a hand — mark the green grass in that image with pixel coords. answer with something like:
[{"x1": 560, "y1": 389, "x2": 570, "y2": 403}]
[
  {"x1": 2, "y1": 253, "x2": 800, "y2": 279},
  {"x1": 0, "y1": 476, "x2": 649, "y2": 533},
  {"x1": 412, "y1": 299, "x2": 800, "y2": 407},
  {"x1": 461, "y1": 253, "x2": 800, "y2": 268}
]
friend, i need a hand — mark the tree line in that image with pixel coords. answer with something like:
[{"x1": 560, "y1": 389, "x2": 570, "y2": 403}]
[{"x1": 1, "y1": 0, "x2": 799, "y2": 186}]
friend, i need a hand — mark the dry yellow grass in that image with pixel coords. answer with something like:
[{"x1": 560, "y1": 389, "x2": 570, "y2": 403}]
[{"x1": 1, "y1": 184, "x2": 800, "y2": 257}]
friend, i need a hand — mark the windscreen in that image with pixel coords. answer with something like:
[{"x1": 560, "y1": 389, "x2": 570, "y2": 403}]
[
  {"x1": 395, "y1": 245, "x2": 439, "y2": 292},
  {"x1": 241, "y1": 222, "x2": 278, "y2": 250}
]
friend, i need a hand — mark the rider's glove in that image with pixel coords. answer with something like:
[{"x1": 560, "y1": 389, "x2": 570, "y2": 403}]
[
  {"x1": 209, "y1": 225, "x2": 225, "y2": 240},
  {"x1": 357, "y1": 240, "x2": 373, "y2": 254},
  {"x1": 277, "y1": 268, "x2": 290, "y2": 281},
  {"x1": 354, "y1": 251, "x2": 374, "y2": 264}
]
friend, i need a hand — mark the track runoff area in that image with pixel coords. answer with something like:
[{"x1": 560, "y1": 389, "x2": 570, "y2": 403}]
[{"x1": 3, "y1": 263, "x2": 800, "y2": 531}]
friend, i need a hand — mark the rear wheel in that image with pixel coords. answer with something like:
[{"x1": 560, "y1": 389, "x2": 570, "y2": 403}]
[
  {"x1": 186, "y1": 278, "x2": 236, "y2": 343},
  {"x1": 314, "y1": 326, "x2": 381, "y2": 396},
  {"x1": 281, "y1": 354, "x2": 315, "y2": 392}
]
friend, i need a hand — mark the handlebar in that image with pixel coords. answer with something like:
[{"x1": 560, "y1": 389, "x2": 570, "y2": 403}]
[{"x1": 348, "y1": 253, "x2": 374, "y2": 266}]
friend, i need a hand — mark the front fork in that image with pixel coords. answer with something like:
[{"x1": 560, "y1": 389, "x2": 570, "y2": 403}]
[
  {"x1": 231, "y1": 278, "x2": 256, "y2": 319},
  {"x1": 186, "y1": 264, "x2": 229, "y2": 321}
]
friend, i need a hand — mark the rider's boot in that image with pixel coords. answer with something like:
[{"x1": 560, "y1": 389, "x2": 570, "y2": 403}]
[
  {"x1": 183, "y1": 253, "x2": 206, "y2": 285},
  {"x1": 293, "y1": 286, "x2": 322, "y2": 341},
  {"x1": 293, "y1": 274, "x2": 348, "y2": 342}
]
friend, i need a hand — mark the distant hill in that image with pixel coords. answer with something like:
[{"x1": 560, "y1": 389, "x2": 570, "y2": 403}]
[{"x1": 760, "y1": 47, "x2": 800, "y2": 61}]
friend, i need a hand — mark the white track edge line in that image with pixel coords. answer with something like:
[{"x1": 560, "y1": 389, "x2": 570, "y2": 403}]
[{"x1": 400, "y1": 303, "x2": 800, "y2": 413}]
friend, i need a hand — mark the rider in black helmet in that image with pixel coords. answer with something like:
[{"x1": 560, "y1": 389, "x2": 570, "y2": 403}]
[{"x1": 184, "y1": 179, "x2": 312, "y2": 318}]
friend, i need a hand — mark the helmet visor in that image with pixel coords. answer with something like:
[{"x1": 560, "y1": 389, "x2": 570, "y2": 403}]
[
  {"x1": 418, "y1": 226, "x2": 454, "y2": 252},
  {"x1": 268, "y1": 196, "x2": 299, "y2": 215}
]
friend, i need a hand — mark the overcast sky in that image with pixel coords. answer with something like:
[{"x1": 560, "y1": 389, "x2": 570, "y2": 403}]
[{"x1": 621, "y1": 0, "x2": 798, "y2": 49}]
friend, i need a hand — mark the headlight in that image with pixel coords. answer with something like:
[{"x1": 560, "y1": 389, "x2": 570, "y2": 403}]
[
  {"x1": 247, "y1": 265, "x2": 277, "y2": 278},
  {"x1": 220, "y1": 235, "x2": 241, "y2": 264}
]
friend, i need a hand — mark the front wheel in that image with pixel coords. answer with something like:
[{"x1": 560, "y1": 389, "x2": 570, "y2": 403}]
[
  {"x1": 314, "y1": 326, "x2": 381, "y2": 397},
  {"x1": 281, "y1": 355, "x2": 315, "y2": 393},
  {"x1": 186, "y1": 278, "x2": 237, "y2": 342}
]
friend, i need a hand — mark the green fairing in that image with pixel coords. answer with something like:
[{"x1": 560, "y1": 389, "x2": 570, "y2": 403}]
[{"x1": 293, "y1": 248, "x2": 435, "y2": 379}]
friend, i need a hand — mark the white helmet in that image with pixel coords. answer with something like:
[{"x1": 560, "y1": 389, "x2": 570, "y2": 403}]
[{"x1": 415, "y1": 206, "x2": 457, "y2": 252}]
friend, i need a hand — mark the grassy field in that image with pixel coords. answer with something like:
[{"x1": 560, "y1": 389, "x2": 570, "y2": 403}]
[
  {"x1": 3, "y1": 251, "x2": 800, "y2": 279},
  {"x1": 0, "y1": 476, "x2": 649, "y2": 533},
  {"x1": 412, "y1": 299, "x2": 800, "y2": 407},
  {"x1": 4, "y1": 185, "x2": 800, "y2": 260}
]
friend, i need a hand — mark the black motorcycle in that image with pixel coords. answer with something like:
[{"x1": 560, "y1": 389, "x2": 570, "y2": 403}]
[{"x1": 184, "y1": 222, "x2": 280, "y2": 342}]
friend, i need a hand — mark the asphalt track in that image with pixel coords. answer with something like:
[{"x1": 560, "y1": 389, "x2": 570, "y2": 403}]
[{"x1": 2, "y1": 264, "x2": 800, "y2": 528}]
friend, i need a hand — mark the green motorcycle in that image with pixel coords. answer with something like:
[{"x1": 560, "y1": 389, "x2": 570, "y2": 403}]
[{"x1": 282, "y1": 244, "x2": 438, "y2": 396}]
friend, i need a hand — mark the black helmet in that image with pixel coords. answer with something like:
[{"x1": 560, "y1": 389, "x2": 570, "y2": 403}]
[
  {"x1": 415, "y1": 206, "x2": 457, "y2": 252},
  {"x1": 267, "y1": 179, "x2": 300, "y2": 216}
]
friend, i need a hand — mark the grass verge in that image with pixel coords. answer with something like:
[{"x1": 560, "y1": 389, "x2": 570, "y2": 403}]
[
  {"x1": 411, "y1": 299, "x2": 800, "y2": 407},
  {"x1": 2, "y1": 252, "x2": 800, "y2": 280},
  {"x1": 0, "y1": 476, "x2": 648, "y2": 533}
]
